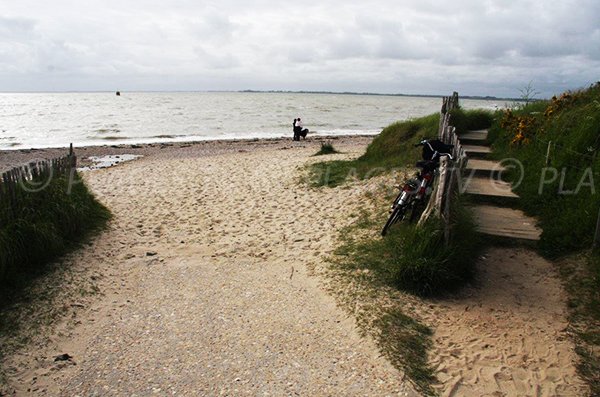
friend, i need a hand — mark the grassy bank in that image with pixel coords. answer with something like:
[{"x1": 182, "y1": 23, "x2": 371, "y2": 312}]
[
  {"x1": 488, "y1": 83, "x2": 600, "y2": 257},
  {"x1": 487, "y1": 82, "x2": 600, "y2": 394},
  {"x1": 307, "y1": 113, "x2": 439, "y2": 187},
  {"x1": 307, "y1": 108, "x2": 493, "y2": 188},
  {"x1": 0, "y1": 172, "x2": 111, "y2": 305}
]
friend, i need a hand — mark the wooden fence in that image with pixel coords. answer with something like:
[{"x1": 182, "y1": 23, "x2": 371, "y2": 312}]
[
  {"x1": 0, "y1": 145, "x2": 77, "y2": 218},
  {"x1": 419, "y1": 92, "x2": 467, "y2": 244}
]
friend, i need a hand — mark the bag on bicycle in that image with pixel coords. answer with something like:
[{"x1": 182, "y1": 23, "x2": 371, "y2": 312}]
[{"x1": 421, "y1": 139, "x2": 454, "y2": 161}]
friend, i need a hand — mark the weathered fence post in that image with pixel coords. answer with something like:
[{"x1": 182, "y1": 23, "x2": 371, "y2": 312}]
[
  {"x1": 594, "y1": 207, "x2": 600, "y2": 250},
  {"x1": 67, "y1": 143, "x2": 77, "y2": 194},
  {"x1": 417, "y1": 93, "x2": 465, "y2": 245}
]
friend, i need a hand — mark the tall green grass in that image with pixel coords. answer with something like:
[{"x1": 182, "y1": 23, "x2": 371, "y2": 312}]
[
  {"x1": 0, "y1": 172, "x2": 111, "y2": 303},
  {"x1": 449, "y1": 108, "x2": 494, "y2": 134},
  {"x1": 338, "y1": 197, "x2": 480, "y2": 296},
  {"x1": 330, "y1": 195, "x2": 480, "y2": 394},
  {"x1": 316, "y1": 108, "x2": 487, "y2": 394},
  {"x1": 307, "y1": 113, "x2": 440, "y2": 187},
  {"x1": 488, "y1": 83, "x2": 600, "y2": 258}
]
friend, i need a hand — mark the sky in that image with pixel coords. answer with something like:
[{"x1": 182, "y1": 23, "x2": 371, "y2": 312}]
[{"x1": 1, "y1": 0, "x2": 599, "y2": 98}]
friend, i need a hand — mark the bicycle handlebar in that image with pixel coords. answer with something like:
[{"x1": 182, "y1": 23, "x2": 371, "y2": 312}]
[{"x1": 414, "y1": 139, "x2": 454, "y2": 160}]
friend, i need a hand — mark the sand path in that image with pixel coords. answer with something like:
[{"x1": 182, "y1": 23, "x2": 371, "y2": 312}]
[
  {"x1": 3, "y1": 142, "x2": 416, "y2": 396},
  {"x1": 425, "y1": 247, "x2": 587, "y2": 396}
]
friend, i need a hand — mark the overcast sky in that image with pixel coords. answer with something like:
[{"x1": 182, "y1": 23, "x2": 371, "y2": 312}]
[{"x1": 1, "y1": 0, "x2": 599, "y2": 97}]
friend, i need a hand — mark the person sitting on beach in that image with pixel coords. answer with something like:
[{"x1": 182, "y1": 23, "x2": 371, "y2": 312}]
[{"x1": 295, "y1": 117, "x2": 309, "y2": 140}]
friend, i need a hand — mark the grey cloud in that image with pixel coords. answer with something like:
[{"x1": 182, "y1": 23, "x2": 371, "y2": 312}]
[
  {"x1": 0, "y1": 0, "x2": 599, "y2": 97},
  {"x1": 0, "y1": 16, "x2": 36, "y2": 40}
]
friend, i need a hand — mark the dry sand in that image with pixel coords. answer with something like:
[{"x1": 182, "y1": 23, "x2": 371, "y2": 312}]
[
  {"x1": 0, "y1": 137, "x2": 587, "y2": 396},
  {"x1": 1, "y1": 137, "x2": 417, "y2": 396},
  {"x1": 424, "y1": 247, "x2": 587, "y2": 396}
]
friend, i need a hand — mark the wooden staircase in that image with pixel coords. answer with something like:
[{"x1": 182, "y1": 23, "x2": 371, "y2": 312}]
[{"x1": 459, "y1": 130, "x2": 541, "y2": 241}]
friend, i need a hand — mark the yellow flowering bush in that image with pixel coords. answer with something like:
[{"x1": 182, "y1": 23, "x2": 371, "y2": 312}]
[
  {"x1": 544, "y1": 92, "x2": 579, "y2": 118},
  {"x1": 500, "y1": 109, "x2": 538, "y2": 145}
]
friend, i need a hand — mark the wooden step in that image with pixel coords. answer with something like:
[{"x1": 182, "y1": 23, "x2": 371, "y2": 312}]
[
  {"x1": 470, "y1": 205, "x2": 541, "y2": 241},
  {"x1": 459, "y1": 130, "x2": 488, "y2": 145},
  {"x1": 465, "y1": 159, "x2": 506, "y2": 176},
  {"x1": 463, "y1": 145, "x2": 491, "y2": 159},
  {"x1": 462, "y1": 175, "x2": 519, "y2": 199}
]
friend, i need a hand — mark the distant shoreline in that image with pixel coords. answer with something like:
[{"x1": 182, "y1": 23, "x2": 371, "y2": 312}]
[
  {"x1": 237, "y1": 89, "x2": 522, "y2": 102},
  {"x1": 0, "y1": 90, "x2": 523, "y2": 101},
  {"x1": 0, "y1": 134, "x2": 375, "y2": 173}
]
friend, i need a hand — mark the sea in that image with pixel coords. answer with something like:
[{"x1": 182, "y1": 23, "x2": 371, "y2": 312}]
[{"x1": 0, "y1": 92, "x2": 507, "y2": 150}]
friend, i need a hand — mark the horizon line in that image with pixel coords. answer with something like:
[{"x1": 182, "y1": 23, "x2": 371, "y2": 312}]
[{"x1": 0, "y1": 89, "x2": 522, "y2": 101}]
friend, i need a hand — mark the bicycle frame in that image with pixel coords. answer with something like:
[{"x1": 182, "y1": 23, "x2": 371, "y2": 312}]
[{"x1": 381, "y1": 139, "x2": 453, "y2": 236}]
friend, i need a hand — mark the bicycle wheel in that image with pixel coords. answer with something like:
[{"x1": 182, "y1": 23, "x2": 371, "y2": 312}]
[
  {"x1": 381, "y1": 204, "x2": 406, "y2": 236},
  {"x1": 409, "y1": 199, "x2": 423, "y2": 223}
]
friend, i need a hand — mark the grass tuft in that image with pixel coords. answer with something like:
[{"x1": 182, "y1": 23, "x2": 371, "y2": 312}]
[
  {"x1": 340, "y1": 197, "x2": 480, "y2": 297},
  {"x1": 375, "y1": 311, "x2": 435, "y2": 394},
  {"x1": 328, "y1": 190, "x2": 481, "y2": 395},
  {"x1": 313, "y1": 141, "x2": 340, "y2": 156}
]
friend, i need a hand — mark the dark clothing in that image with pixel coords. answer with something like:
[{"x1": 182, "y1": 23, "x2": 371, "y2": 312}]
[
  {"x1": 292, "y1": 119, "x2": 308, "y2": 141},
  {"x1": 421, "y1": 139, "x2": 453, "y2": 162}
]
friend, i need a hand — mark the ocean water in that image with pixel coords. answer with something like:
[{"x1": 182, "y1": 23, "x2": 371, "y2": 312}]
[{"x1": 0, "y1": 92, "x2": 504, "y2": 150}]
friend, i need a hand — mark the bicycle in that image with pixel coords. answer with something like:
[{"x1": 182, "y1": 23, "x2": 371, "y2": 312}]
[{"x1": 381, "y1": 139, "x2": 454, "y2": 236}]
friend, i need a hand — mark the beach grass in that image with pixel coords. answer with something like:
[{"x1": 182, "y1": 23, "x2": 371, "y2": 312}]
[
  {"x1": 337, "y1": 196, "x2": 480, "y2": 297},
  {"x1": 327, "y1": 203, "x2": 437, "y2": 395},
  {"x1": 313, "y1": 141, "x2": 340, "y2": 156},
  {"x1": 314, "y1": 109, "x2": 489, "y2": 394},
  {"x1": 487, "y1": 83, "x2": 600, "y2": 258},
  {"x1": 449, "y1": 108, "x2": 495, "y2": 135},
  {"x1": 307, "y1": 113, "x2": 440, "y2": 187},
  {"x1": 0, "y1": 172, "x2": 111, "y2": 306},
  {"x1": 0, "y1": 171, "x2": 110, "y2": 390}
]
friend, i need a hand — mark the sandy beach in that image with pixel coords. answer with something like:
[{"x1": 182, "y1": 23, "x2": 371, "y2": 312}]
[
  {"x1": 1, "y1": 137, "x2": 417, "y2": 396},
  {"x1": 0, "y1": 136, "x2": 587, "y2": 396}
]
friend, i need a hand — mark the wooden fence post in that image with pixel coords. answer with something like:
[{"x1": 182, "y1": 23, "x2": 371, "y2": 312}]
[
  {"x1": 594, "y1": 207, "x2": 600, "y2": 250},
  {"x1": 418, "y1": 92, "x2": 464, "y2": 232}
]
